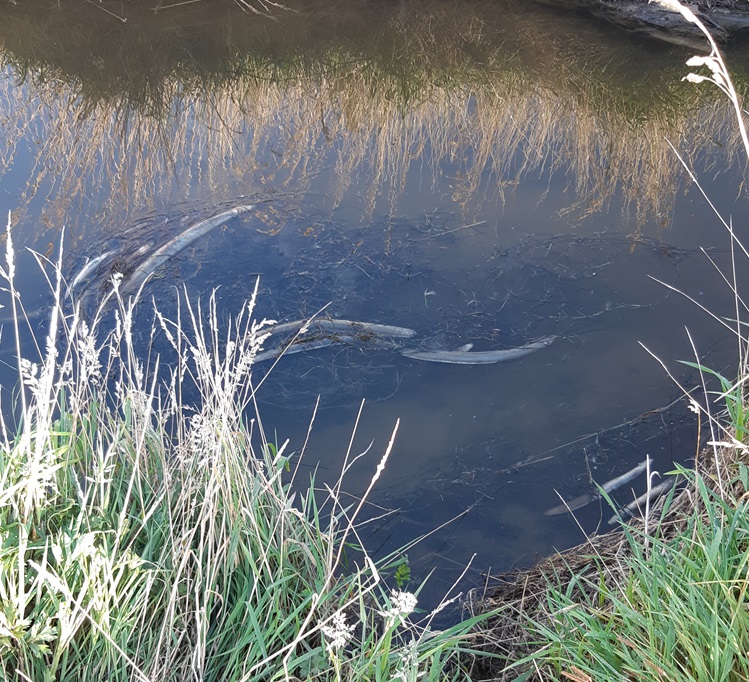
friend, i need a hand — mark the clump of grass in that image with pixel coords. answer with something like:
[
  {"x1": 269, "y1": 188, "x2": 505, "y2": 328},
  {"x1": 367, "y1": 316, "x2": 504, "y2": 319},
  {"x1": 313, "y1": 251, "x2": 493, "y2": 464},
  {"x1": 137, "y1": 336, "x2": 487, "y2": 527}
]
[
  {"x1": 512, "y1": 468, "x2": 749, "y2": 681},
  {"x1": 0, "y1": 214, "x2": 492, "y2": 681}
]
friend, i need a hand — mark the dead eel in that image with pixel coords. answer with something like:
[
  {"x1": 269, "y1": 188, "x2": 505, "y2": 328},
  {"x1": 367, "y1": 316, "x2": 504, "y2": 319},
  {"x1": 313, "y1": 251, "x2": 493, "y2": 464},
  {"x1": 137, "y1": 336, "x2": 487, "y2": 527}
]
[{"x1": 121, "y1": 204, "x2": 255, "y2": 297}]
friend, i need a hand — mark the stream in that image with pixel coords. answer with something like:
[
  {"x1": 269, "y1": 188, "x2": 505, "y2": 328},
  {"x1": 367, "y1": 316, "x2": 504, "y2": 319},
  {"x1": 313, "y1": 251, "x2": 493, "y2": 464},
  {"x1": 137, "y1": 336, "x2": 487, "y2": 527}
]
[{"x1": 0, "y1": 0, "x2": 747, "y2": 609}]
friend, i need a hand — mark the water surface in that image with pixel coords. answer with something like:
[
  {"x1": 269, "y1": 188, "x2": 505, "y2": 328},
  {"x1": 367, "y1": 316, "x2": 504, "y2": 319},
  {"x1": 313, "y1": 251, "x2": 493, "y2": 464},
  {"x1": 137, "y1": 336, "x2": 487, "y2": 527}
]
[{"x1": 0, "y1": 0, "x2": 747, "y2": 610}]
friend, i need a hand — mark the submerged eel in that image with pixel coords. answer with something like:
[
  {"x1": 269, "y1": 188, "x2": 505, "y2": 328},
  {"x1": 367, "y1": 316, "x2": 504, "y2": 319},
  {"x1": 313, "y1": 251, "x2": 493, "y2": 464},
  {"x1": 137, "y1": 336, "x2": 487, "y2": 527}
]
[
  {"x1": 121, "y1": 204, "x2": 255, "y2": 296},
  {"x1": 254, "y1": 334, "x2": 361, "y2": 363},
  {"x1": 401, "y1": 335, "x2": 557, "y2": 365},
  {"x1": 254, "y1": 327, "x2": 554, "y2": 366},
  {"x1": 69, "y1": 250, "x2": 116, "y2": 296},
  {"x1": 266, "y1": 318, "x2": 417, "y2": 339},
  {"x1": 544, "y1": 457, "x2": 653, "y2": 516},
  {"x1": 608, "y1": 476, "x2": 679, "y2": 525},
  {"x1": 254, "y1": 319, "x2": 412, "y2": 363}
]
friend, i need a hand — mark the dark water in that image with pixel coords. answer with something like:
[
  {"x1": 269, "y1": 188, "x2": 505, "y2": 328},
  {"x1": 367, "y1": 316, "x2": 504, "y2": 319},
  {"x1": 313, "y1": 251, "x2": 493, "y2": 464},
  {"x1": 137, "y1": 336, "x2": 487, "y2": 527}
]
[{"x1": 0, "y1": 0, "x2": 748, "y2": 609}]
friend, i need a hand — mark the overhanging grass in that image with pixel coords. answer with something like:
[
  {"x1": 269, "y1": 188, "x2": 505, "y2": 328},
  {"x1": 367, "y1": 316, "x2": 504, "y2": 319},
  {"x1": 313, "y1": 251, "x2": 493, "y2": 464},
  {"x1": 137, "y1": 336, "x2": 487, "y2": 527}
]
[
  {"x1": 0, "y1": 221, "x2": 495, "y2": 681},
  {"x1": 516, "y1": 470, "x2": 749, "y2": 681}
]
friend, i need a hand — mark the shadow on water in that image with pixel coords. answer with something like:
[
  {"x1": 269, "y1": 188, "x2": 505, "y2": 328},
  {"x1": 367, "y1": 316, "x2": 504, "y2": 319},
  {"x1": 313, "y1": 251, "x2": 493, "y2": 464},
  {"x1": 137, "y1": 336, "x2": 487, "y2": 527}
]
[{"x1": 0, "y1": 0, "x2": 748, "y2": 613}]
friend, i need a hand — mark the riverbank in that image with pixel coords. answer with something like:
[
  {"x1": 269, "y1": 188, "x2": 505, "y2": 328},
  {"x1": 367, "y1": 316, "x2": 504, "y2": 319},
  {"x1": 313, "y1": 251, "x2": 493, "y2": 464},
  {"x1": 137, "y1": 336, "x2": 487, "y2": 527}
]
[
  {"x1": 465, "y1": 445, "x2": 749, "y2": 680},
  {"x1": 4, "y1": 257, "x2": 745, "y2": 682},
  {"x1": 535, "y1": 0, "x2": 749, "y2": 46}
]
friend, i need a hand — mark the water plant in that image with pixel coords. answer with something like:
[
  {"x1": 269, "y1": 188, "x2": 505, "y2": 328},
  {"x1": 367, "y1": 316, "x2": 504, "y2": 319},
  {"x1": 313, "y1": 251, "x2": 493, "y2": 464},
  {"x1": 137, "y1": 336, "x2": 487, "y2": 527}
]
[{"x1": 0, "y1": 214, "x2": 493, "y2": 681}]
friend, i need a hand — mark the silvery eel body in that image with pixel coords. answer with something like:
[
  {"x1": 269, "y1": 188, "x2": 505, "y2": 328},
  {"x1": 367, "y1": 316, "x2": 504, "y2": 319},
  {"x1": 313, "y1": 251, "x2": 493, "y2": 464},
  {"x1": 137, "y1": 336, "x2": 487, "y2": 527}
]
[
  {"x1": 608, "y1": 476, "x2": 678, "y2": 525},
  {"x1": 266, "y1": 318, "x2": 417, "y2": 339},
  {"x1": 69, "y1": 250, "x2": 115, "y2": 296},
  {"x1": 255, "y1": 326, "x2": 406, "y2": 364},
  {"x1": 254, "y1": 335, "x2": 360, "y2": 363},
  {"x1": 600, "y1": 457, "x2": 652, "y2": 493},
  {"x1": 544, "y1": 457, "x2": 653, "y2": 516},
  {"x1": 401, "y1": 335, "x2": 557, "y2": 365},
  {"x1": 121, "y1": 205, "x2": 255, "y2": 296}
]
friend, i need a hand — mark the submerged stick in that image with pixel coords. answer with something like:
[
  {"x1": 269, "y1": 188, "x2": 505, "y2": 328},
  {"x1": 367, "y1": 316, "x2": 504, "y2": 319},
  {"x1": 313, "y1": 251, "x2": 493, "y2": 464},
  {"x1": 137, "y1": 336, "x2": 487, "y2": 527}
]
[
  {"x1": 544, "y1": 457, "x2": 653, "y2": 516},
  {"x1": 402, "y1": 335, "x2": 556, "y2": 365},
  {"x1": 121, "y1": 204, "x2": 255, "y2": 296}
]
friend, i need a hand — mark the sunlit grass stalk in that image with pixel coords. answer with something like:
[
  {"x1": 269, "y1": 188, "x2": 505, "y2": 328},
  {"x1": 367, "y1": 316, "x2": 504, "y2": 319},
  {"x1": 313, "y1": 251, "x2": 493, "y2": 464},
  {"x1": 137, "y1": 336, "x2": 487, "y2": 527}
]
[{"x1": 651, "y1": 0, "x2": 749, "y2": 480}]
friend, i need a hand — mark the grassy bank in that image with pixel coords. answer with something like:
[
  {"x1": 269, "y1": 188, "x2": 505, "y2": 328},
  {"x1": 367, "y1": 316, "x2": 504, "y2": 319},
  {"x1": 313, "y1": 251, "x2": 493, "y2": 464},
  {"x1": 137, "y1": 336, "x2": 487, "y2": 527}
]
[
  {"x1": 0, "y1": 223, "x2": 494, "y2": 681},
  {"x1": 468, "y1": 4, "x2": 749, "y2": 679},
  {"x1": 469, "y1": 453, "x2": 749, "y2": 680}
]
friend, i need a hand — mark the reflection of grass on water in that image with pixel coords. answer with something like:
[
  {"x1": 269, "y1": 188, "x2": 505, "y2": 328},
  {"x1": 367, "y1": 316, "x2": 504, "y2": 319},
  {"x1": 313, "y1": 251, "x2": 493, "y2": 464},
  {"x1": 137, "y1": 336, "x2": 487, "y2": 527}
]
[
  {"x1": 0, "y1": 223, "x2": 495, "y2": 680},
  {"x1": 0, "y1": 0, "x2": 745, "y2": 231}
]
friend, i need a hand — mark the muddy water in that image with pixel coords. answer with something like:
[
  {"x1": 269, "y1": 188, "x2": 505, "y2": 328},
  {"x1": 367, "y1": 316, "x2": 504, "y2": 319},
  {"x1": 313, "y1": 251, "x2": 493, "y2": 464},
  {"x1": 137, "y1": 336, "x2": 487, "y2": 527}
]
[{"x1": 0, "y1": 0, "x2": 748, "y2": 610}]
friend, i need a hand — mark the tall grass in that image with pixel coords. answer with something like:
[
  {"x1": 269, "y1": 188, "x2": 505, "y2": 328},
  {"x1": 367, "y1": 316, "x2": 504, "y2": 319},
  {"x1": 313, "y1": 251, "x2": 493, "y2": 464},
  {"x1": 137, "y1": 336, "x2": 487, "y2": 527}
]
[{"x1": 0, "y1": 214, "x2": 493, "y2": 681}]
